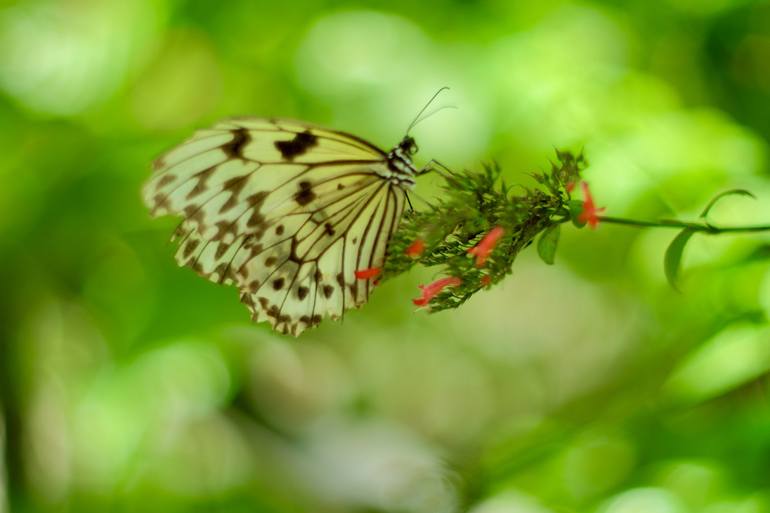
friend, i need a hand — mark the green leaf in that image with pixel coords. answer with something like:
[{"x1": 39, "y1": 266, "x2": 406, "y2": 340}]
[
  {"x1": 664, "y1": 228, "x2": 695, "y2": 290},
  {"x1": 664, "y1": 324, "x2": 770, "y2": 404},
  {"x1": 537, "y1": 224, "x2": 561, "y2": 265},
  {"x1": 700, "y1": 189, "x2": 756, "y2": 218},
  {"x1": 568, "y1": 200, "x2": 585, "y2": 228},
  {"x1": 745, "y1": 244, "x2": 770, "y2": 263}
]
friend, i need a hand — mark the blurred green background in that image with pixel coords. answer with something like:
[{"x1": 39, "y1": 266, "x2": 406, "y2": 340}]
[{"x1": 2, "y1": 0, "x2": 770, "y2": 512}]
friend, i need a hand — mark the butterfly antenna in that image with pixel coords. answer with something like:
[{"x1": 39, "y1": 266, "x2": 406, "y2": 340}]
[
  {"x1": 411, "y1": 105, "x2": 458, "y2": 130},
  {"x1": 406, "y1": 86, "x2": 450, "y2": 134}
]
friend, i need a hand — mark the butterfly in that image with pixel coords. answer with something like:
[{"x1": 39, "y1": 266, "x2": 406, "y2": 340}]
[{"x1": 143, "y1": 103, "x2": 438, "y2": 336}]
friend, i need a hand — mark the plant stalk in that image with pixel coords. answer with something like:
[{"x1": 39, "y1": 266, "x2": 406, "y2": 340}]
[{"x1": 598, "y1": 215, "x2": 770, "y2": 234}]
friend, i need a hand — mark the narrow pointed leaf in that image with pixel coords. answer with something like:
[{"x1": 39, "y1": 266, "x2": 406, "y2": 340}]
[
  {"x1": 664, "y1": 228, "x2": 695, "y2": 290},
  {"x1": 701, "y1": 189, "x2": 756, "y2": 218},
  {"x1": 537, "y1": 224, "x2": 561, "y2": 265},
  {"x1": 745, "y1": 244, "x2": 770, "y2": 262},
  {"x1": 569, "y1": 200, "x2": 586, "y2": 228}
]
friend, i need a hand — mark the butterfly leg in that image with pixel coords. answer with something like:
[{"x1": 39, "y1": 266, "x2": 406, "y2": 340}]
[
  {"x1": 405, "y1": 191, "x2": 415, "y2": 212},
  {"x1": 417, "y1": 159, "x2": 456, "y2": 179}
]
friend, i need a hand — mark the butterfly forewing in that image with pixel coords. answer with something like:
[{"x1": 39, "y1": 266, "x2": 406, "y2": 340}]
[{"x1": 144, "y1": 118, "x2": 409, "y2": 336}]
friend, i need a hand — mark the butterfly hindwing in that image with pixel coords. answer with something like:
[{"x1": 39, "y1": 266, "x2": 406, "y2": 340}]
[{"x1": 144, "y1": 118, "x2": 408, "y2": 335}]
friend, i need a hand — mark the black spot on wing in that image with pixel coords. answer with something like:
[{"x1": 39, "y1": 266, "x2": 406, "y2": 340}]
[
  {"x1": 222, "y1": 128, "x2": 250, "y2": 158},
  {"x1": 275, "y1": 130, "x2": 318, "y2": 161},
  {"x1": 294, "y1": 180, "x2": 316, "y2": 206}
]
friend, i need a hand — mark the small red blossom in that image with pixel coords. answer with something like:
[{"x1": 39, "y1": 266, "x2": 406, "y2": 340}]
[
  {"x1": 577, "y1": 181, "x2": 605, "y2": 229},
  {"x1": 565, "y1": 181, "x2": 576, "y2": 193},
  {"x1": 412, "y1": 276, "x2": 462, "y2": 307},
  {"x1": 480, "y1": 275, "x2": 491, "y2": 287},
  {"x1": 405, "y1": 238, "x2": 426, "y2": 258},
  {"x1": 467, "y1": 226, "x2": 505, "y2": 267},
  {"x1": 355, "y1": 267, "x2": 381, "y2": 280}
]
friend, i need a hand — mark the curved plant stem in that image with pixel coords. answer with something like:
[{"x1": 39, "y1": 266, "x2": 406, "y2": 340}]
[{"x1": 598, "y1": 215, "x2": 770, "y2": 234}]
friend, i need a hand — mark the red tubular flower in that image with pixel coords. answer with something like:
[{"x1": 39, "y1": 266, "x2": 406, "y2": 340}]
[
  {"x1": 578, "y1": 181, "x2": 605, "y2": 229},
  {"x1": 480, "y1": 275, "x2": 491, "y2": 287},
  {"x1": 405, "y1": 239, "x2": 426, "y2": 258},
  {"x1": 355, "y1": 267, "x2": 381, "y2": 280},
  {"x1": 413, "y1": 276, "x2": 462, "y2": 307},
  {"x1": 467, "y1": 226, "x2": 505, "y2": 267},
  {"x1": 565, "y1": 181, "x2": 576, "y2": 193}
]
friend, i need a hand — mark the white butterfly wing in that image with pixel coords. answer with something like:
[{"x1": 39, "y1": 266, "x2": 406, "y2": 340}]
[{"x1": 144, "y1": 118, "x2": 407, "y2": 335}]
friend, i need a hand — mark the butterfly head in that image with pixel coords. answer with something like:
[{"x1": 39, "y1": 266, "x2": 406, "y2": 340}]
[
  {"x1": 390, "y1": 87, "x2": 452, "y2": 185},
  {"x1": 398, "y1": 135, "x2": 419, "y2": 156}
]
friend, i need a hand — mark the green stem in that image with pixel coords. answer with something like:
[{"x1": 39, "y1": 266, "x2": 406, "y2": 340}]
[{"x1": 598, "y1": 215, "x2": 770, "y2": 234}]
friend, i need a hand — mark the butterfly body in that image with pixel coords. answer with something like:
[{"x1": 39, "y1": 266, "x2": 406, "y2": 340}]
[
  {"x1": 384, "y1": 135, "x2": 419, "y2": 187},
  {"x1": 144, "y1": 118, "x2": 418, "y2": 336}
]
